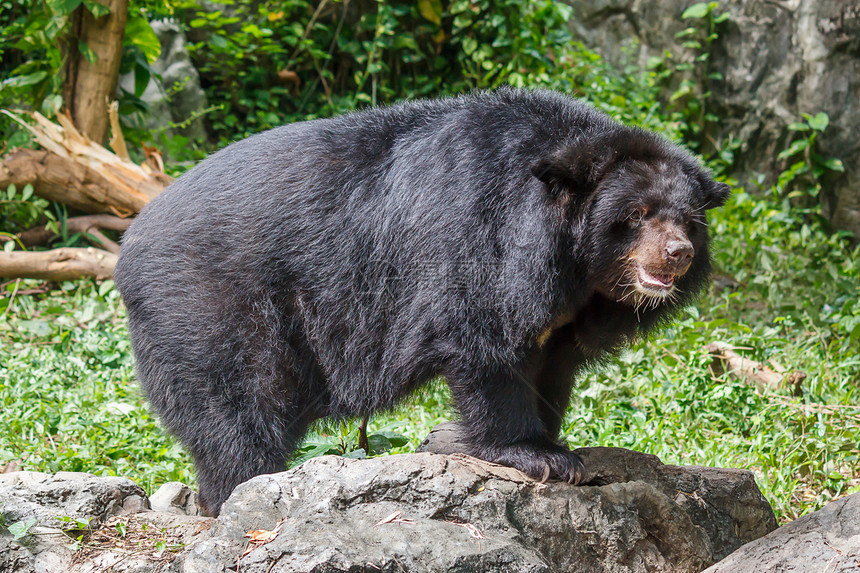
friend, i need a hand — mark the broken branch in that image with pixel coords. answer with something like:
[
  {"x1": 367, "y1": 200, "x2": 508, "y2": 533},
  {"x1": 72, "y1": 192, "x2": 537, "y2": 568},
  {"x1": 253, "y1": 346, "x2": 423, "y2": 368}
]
[
  {"x1": 5, "y1": 214, "x2": 131, "y2": 254},
  {"x1": 705, "y1": 341, "x2": 806, "y2": 396}
]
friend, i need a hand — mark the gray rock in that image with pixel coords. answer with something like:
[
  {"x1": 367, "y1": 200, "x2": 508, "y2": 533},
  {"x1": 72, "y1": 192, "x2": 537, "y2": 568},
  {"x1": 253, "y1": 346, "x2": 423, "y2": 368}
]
[
  {"x1": 150, "y1": 481, "x2": 202, "y2": 516},
  {"x1": 416, "y1": 420, "x2": 472, "y2": 454},
  {"x1": 703, "y1": 491, "x2": 860, "y2": 572},
  {"x1": 0, "y1": 472, "x2": 206, "y2": 573},
  {"x1": 420, "y1": 422, "x2": 777, "y2": 564},
  {"x1": 564, "y1": 0, "x2": 860, "y2": 239},
  {"x1": 0, "y1": 449, "x2": 778, "y2": 573},
  {"x1": 119, "y1": 20, "x2": 209, "y2": 143},
  {"x1": 170, "y1": 449, "x2": 776, "y2": 572},
  {"x1": 0, "y1": 470, "x2": 149, "y2": 526}
]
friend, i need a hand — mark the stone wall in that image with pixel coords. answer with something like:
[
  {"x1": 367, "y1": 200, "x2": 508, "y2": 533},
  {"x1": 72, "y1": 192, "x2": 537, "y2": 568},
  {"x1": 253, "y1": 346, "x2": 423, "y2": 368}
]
[{"x1": 565, "y1": 0, "x2": 860, "y2": 238}]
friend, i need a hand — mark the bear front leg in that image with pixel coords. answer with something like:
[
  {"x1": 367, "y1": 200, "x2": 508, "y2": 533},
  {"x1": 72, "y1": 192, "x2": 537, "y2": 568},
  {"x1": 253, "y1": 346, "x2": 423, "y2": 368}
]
[
  {"x1": 447, "y1": 361, "x2": 585, "y2": 485},
  {"x1": 535, "y1": 325, "x2": 586, "y2": 438}
]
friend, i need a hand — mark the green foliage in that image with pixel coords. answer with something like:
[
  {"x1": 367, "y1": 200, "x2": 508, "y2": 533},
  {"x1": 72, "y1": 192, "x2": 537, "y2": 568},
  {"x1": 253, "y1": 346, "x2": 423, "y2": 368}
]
[
  {"x1": 6, "y1": 517, "x2": 37, "y2": 540},
  {"x1": 0, "y1": 280, "x2": 194, "y2": 494},
  {"x1": 291, "y1": 421, "x2": 410, "y2": 467},
  {"x1": 0, "y1": 183, "x2": 54, "y2": 237},
  {"x1": 639, "y1": 1, "x2": 729, "y2": 150},
  {"x1": 0, "y1": 0, "x2": 159, "y2": 139},
  {"x1": 169, "y1": 0, "x2": 579, "y2": 141},
  {"x1": 0, "y1": 182, "x2": 120, "y2": 253},
  {"x1": 777, "y1": 112, "x2": 846, "y2": 204},
  {"x1": 2, "y1": 0, "x2": 858, "y2": 524}
]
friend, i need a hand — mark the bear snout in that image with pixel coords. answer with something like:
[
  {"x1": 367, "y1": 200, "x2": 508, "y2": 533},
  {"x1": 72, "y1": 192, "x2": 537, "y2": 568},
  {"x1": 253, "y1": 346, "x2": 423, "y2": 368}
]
[{"x1": 664, "y1": 239, "x2": 694, "y2": 274}]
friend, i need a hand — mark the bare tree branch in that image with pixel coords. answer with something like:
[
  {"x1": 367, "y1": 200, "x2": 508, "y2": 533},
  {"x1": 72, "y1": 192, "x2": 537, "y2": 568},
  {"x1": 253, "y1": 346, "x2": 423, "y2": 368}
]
[
  {"x1": 0, "y1": 248, "x2": 117, "y2": 281},
  {"x1": 5, "y1": 214, "x2": 131, "y2": 253}
]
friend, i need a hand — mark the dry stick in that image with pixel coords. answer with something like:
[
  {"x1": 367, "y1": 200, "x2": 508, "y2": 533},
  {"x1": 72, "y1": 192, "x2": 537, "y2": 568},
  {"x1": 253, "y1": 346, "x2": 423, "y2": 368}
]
[
  {"x1": 705, "y1": 341, "x2": 806, "y2": 396},
  {"x1": 83, "y1": 228, "x2": 121, "y2": 254},
  {"x1": 358, "y1": 416, "x2": 369, "y2": 454},
  {"x1": 0, "y1": 247, "x2": 118, "y2": 281}
]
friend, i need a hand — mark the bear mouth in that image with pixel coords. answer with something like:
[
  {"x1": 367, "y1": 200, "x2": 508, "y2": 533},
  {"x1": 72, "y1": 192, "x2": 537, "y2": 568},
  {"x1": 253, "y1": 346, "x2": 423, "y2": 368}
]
[{"x1": 635, "y1": 266, "x2": 676, "y2": 297}]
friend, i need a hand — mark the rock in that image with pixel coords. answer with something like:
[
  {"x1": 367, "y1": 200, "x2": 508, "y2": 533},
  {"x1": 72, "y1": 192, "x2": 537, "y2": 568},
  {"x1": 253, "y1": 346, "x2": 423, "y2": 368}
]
[
  {"x1": 0, "y1": 471, "x2": 149, "y2": 526},
  {"x1": 150, "y1": 481, "x2": 202, "y2": 516},
  {"x1": 119, "y1": 20, "x2": 209, "y2": 144},
  {"x1": 171, "y1": 448, "x2": 776, "y2": 572},
  {"x1": 564, "y1": 0, "x2": 860, "y2": 239},
  {"x1": 416, "y1": 420, "x2": 472, "y2": 454},
  {"x1": 420, "y1": 422, "x2": 777, "y2": 565},
  {"x1": 0, "y1": 447, "x2": 777, "y2": 573},
  {"x1": 703, "y1": 491, "x2": 860, "y2": 572},
  {"x1": 0, "y1": 472, "x2": 207, "y2": 573}
]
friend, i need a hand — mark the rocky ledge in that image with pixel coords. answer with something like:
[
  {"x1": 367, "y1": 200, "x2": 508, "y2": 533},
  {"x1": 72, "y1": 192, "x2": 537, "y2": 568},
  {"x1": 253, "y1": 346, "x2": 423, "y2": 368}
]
[{"x1": 1, "y1": 438, "x2": 779, "y2": 572}]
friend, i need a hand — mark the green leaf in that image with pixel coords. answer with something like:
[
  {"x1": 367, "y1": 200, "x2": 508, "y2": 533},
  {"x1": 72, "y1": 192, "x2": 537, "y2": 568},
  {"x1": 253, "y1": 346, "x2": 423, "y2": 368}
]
[
  {"x1": 807, "y1": 112, "x2": 829, "y2": 132},
  {"x1": 45, "y1": 16, "x2": 65, "y2": 40},
  {"x1": 1, "y1": 71, "x2": 48, "y2": 89},
  {"x1": 78, "y1": 40, "x2": 98, "y2": 64},
  {"x1": 645, "y1": 56, "x2": 664, "y2": 69},
  {"x1": 452, "y1": 14, "x2": 472, "y2": 28},
  {"x1": 133, "y1": 64, "x2": 150, "y2": 97},
  {"x1": 462, "y1": 37, "x2": 477, "y2": 55},
  {"x1": 124, "y1": 12, "x2": 161, "y2": 63},
  {"x1": 9, "y1": 518, "x2": 37, "y2": 540},
  {"x1": 823, "y1": 158, "x2": 844, "y2": 172},
  {"x1": 776, "y1": 138, "x2": 810, "y2": 160},
  {"x1": 681, "y1": 3, "x2": 711, "y2": 19},
  {"x1": 418, "y1": 0, "x2": 443, "y2": 25},
  {"x1": 41, "y1": 94, "x2": 64, "y2": 117},
  {"x1": 98, "y1": 280, "x2": 115, "y2": 297},
  {"x1": 670, "y1": 84, "x2": 692, "y2": 102},
  {"x1": 210, "y1": 34, "x2": 228, "y2": 49},
  {"x1": 22, "y1": 184, "x2": 34, "y2": 202},
  {"x1": 82, "y1": 0, "x2": 110, "y2": 18},
  {"x1": 367, "y1": 433, "x2": 392, "y2": 454},
  {"x1": 46, "y1": 0, "x2": 82, "y2": 16}
]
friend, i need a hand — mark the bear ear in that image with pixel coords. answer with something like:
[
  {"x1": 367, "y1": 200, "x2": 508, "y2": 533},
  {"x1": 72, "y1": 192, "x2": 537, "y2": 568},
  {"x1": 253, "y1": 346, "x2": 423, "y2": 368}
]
[
  {"x1": 531, "y1": 157, "x2": 578, "y2": 198},
  {"x1": 531, "y1": 147, "x2": 610, "y2": 199},
  {"x1": 703, "y1": 180, "x2": 731, "y2": 209}
]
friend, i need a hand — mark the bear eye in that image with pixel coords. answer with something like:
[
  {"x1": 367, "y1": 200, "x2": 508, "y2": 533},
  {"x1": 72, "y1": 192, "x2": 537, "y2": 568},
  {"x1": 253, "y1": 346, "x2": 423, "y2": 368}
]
[{"x1": 628, "y1": 207, "x2": 646, "y2": 228}]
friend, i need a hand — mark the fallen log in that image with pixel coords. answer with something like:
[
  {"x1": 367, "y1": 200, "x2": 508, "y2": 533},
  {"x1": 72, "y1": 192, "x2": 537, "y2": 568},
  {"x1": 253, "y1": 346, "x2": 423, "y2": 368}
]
[
  {"x1": 705, "y1": 341, "x2": 806, "y2": 396},
  {"x1": 0, "y1": 148, "x2": 146, "y2": 216},
  {"x1": 0, "y1": 110, "x2": 172, "y2": 217},
  {"x1": 0, "y1": 247, "x2": 118, "y2": 281}
]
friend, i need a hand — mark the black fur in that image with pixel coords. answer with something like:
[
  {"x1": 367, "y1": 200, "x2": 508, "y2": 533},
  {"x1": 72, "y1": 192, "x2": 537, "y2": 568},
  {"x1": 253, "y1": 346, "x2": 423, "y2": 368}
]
[{"x1": 115, "y1": 88, "x2": 729, "y2": 516}]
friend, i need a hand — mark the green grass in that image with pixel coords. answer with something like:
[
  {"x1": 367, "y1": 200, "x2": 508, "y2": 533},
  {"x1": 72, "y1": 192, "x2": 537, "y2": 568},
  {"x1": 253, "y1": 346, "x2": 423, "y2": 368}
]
[
  {"x1": 0, "y1": 281, "x2": 194, "y2": 493},
  {"x1": 1, "y1": 189, "x2": 858, "y2": 523}
]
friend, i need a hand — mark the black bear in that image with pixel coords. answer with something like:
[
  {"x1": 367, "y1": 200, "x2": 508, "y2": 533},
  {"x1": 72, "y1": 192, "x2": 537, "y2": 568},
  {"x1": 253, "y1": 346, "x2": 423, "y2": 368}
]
[{"x1": 115, "y1": 88, "x2": 729, "y2": 516}]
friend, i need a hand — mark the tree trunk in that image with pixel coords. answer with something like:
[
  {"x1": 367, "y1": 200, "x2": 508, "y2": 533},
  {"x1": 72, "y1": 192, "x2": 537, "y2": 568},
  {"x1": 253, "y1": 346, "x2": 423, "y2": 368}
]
[{"x1": 63, "y1": 0, "x2": 129, "y2": 144}]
